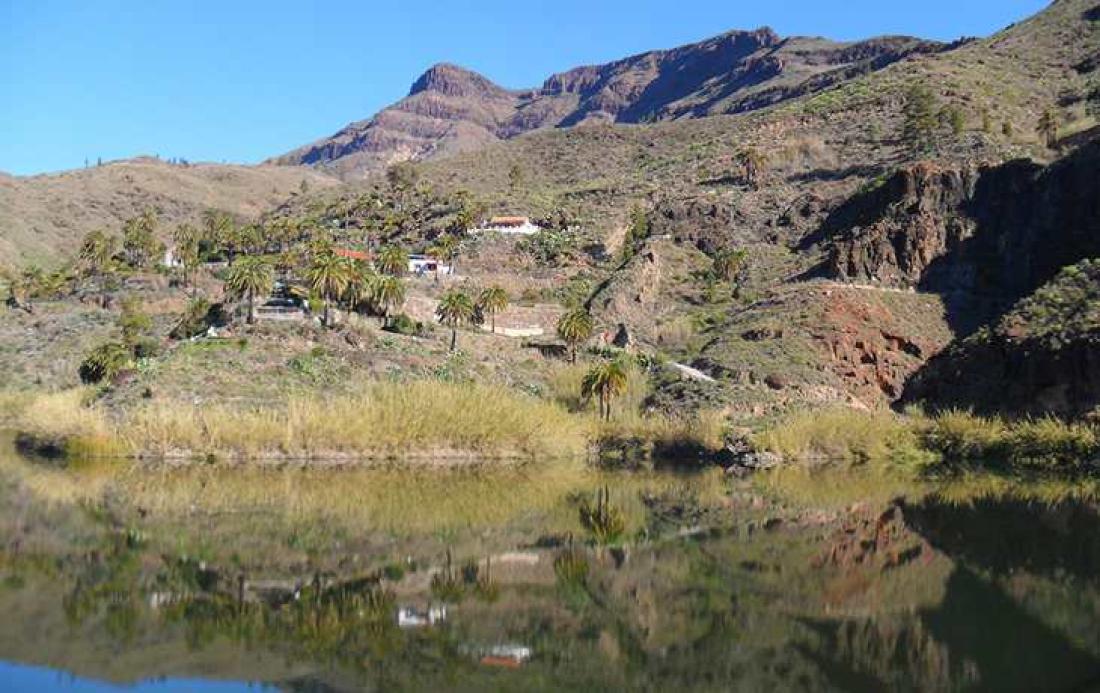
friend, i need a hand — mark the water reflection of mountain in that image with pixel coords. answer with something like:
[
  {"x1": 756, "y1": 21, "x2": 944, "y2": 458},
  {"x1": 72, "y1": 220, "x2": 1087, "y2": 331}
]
[
  {"x1": 803, "y1": 497, "x2": 1100, "y2": 692},
  {"x1": 2, "y1": 445, "x2": 1100, "y2": 690}
]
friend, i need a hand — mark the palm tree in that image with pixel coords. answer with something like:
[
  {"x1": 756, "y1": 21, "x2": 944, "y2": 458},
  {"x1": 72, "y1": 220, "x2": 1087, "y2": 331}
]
[
  {"x1": 172, "y1": 223, "x2": 201, "y2": 295},
  {"x1": 344, "y1": 265, "x2": 380, "y2": 311},
  {"x1": 377, "y1": 245, "x2": 408, "y2": 277},
  {"x1": 436, "y1": 290, "x2": 475, "y2": 351},
  {"x1": 203, "y1": 210, "x2": 237, "y2": 264},
  {"x1": 581, "y1": 359, "x2": 630, "y2": 421},
  {"x1": 477, "y1": 285, "x2": 509, "y2": 334},
  {"x1": 557, "y1": 309, "x2": 595, "y2": 364},
  {"x1": 713, "y1": 248, "x2": 748, "y2": 282},
  {"x1": 225, "y1": 256, "x2": 274, "y2": 324},
  {"x1": 373, "y1": 275, "x2": 406, "y2": 327},
  {"x1": 307, "y1": 251, "x2": 352, "y2": 328},
  {"x1": 77, "y1": 229, "x2": 118, "y2": 276},
  {"x1": 736, "y1": 148, "x2": 767, "y2": 189},
  {"x1": 435, "y1": 234, "x2": 460, "y2": 272},
  {"x1": 1037, "y1": 108, "x2": 1060, "y2": 149}
]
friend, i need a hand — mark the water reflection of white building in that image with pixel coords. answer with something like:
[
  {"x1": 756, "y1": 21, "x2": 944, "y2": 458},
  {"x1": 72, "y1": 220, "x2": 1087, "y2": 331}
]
[{"x1": 397, "y1": 604, "x2": 447, "y2": 628}]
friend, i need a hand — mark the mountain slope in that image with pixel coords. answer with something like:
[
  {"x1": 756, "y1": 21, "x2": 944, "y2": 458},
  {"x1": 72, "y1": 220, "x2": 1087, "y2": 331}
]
[
  {"x1": 271, "y1": 29, "x2": 943, "y2": 177},
  {"x1": 0, "y1": 159, "x2": 338, "y2": 269}
]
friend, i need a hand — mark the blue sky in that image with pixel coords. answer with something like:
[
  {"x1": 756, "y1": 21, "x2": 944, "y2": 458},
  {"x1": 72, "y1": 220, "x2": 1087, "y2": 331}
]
[{"x1": 0, "y1": 0, "x2": 1048, "y2": 175}]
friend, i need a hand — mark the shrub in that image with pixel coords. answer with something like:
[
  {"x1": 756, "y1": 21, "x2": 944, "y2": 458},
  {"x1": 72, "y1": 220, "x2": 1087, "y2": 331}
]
[
  {"x1": 79, "y1": 342, "x2": 132, "y2": 384},
  {"x1": 383, "y1": 312, "x2": 425, "y2": 337}
]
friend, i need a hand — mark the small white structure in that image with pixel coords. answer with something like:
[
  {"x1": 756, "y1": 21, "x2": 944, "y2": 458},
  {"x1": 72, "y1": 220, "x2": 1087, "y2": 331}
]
[
  {"x1": 162, "y1": 246, "x2": 183, "y2": 268},
  {"x1": 397, "y1": 604, "x2": 448, "y2": 628},
  {"x1": 408, "y1": 254, "x2": 452, "y2": 276},
  {"x1": 472, "y1": 216, "x2": 542, "y2": 236}
]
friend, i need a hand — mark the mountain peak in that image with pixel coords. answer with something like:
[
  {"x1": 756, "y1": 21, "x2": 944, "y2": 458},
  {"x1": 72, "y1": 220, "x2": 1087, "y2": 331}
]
[{"x1": 408, "y1": 63, "x2": 509, "y2": 98}]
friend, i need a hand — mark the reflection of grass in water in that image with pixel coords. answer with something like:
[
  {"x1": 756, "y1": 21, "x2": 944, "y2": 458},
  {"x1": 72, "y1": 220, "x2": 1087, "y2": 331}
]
[
  {"x1": 754, "y1": 464, "x2": 927, "y2": 509},
  {"x1": 0, "y1": 450, "x2": 728, "y2": 542},
  {"x1": 757, "y1": 462, "x2": 1100, "y2": 510}
]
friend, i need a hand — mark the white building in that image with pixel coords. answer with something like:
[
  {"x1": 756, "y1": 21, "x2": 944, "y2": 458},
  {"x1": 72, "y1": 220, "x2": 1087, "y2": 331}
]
[
  {"x1": 471, "y1": 216, "x2": 542, "y2": 236},
  {"x1": 408, "y1": 254, "x2": 452, "y2": 276},
  {"x1": 397, "y1": 604, "x2": 448, "y2": 628}
]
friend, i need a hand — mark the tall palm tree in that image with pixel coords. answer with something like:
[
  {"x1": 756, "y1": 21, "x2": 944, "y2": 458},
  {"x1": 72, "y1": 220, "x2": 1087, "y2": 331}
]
[
  {"x1": 435, "y1": 234, "x2": 460, "y2": 272},
  {"x1": 557, "y1": 309, "x2": 595, "y2": 364},
  {"x1": 581, "y1": 359, "x2": 630, "y2": 421},
  {"x1": 225, "y1": 256, "x2": 274, "y2": 324},
  {"x1": 1037, "y1": 108, "x2": 1060, "y2": 149},
  {"x1": 477, "y1": 285, "x2": 509, "y2": 334},
  {"x1": 373, "y1": 275, "x2": 406, "y2": 327},
  {"x1": 344, "y1": 264, "x2": 380, "y2": 311},
  {"x1": 376, "y1": 245, "x2": 408, "y2": 277},
  {"x1": 436, "y1": 290, "x2": 475, "y2": 351},
  {"x1": 172, "y1": 223, "x2": 201, "y2": 295},
  {"x1": 307, "y1": 251, "x2": 352, "y2": 328}
]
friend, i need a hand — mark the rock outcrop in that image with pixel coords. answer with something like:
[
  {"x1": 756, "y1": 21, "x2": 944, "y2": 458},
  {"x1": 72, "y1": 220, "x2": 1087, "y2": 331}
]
[
  {"x1": 824, "y1": 140, "x2": 1100, "y2": 329},
  {"x1": 271, "y1": 31, "x2": 942, "y2": 177},
  {"x1": 904, "y1": 259, "x2": 1100, "y2": 419}
]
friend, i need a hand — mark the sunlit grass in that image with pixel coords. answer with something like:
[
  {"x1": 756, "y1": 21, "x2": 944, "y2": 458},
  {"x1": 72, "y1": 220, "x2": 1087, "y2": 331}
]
[
  {"x1": 14, "y1": 382, "x2": 592, "y2": 461},
  {"x1": 753, "y1": 408, "x2": 932, "y2": 467}
]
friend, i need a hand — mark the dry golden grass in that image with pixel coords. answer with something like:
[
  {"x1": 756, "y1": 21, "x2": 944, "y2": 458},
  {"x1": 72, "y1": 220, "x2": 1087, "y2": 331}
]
[
  {"x1": 16, "y1": 382, "x2": 590, "y2": 461},
  {"x1": 754, "y1": 408, "x2": 926, "y2": 465},
  {"x1": 598, "y1": 409, "x2": 726, "y2": 452}
]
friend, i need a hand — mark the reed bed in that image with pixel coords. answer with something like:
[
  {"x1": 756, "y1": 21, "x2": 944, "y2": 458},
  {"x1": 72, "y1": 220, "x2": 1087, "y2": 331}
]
[
  {"x1": 15, "y1": 382, "x2": 591, "y2": 461},
  {"x1": 755, "y1": 406, "x2": 1100, "y2": 474}
]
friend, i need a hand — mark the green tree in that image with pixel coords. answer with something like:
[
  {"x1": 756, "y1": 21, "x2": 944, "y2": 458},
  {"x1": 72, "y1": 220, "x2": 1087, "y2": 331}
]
[
  {"x1": 376, "y1": 245, "x2": 408, "y2": 277},
  {"x1": 77, "y1": 229, "x2": 118, "y2": 276},
  {"x1": 622, "y1": 205, "x2": 650, "y2": 261},
  {"x1": 1037, "y1": 108, "x2": 1060, "y2": 149},
  {"x1": 581, "y1": 358, "x2": 630, "y2": 421},
  {"x1": 203, "y1": 210, "x2": 238, "y2": 264},
  {"x1": 307, "y1": 251, "x2": 353, "y2": 328},
  {"x1": 225, "y1": 256, "x2": 274, "y2": 325},
  {"x1": 172, "y1": 223, "x2": 201, "y2": 295},
  {"x1": 79, "y1": 342, "x2": 132, "y2": 384},
  {"x1": 477, "y1": 285, "x2": 509, "y2": 333},
  {"x1": 735, "y1": 148, "x2": 767, "y2": 189},
  {"x1": 435, "y1": 234, "x2": 460, "y2": 270},
  {"x1": 556, "y1": 309, "x2": 595, "y2": 364},
  {"x1": 436, "y1": 290, "x2": 475, "y2": 351},
  {"x1": 713, "y1": 248, "x2": 748, "y2": 283},
  {"x1": 373, "y1": 275, "x2": 406, "y2": 327},
  {"x1": 902, "y1": 84, "x2": 939, "y2": 154},
  {"x1": 508, "y1": 163, "x2": 524, "y2": 193},
  {"x1": 122, "y1": 209, "x2": 163, "y2": 268},
  {"x1": 344, "y1": 265, "x2": 380, "y2": 312},
  {"x1": 118, "y1": 296, "x2": 152, "y2": 345},
  {"x1": 386, "y1": 161, "x2": 419, "y2": 191}
]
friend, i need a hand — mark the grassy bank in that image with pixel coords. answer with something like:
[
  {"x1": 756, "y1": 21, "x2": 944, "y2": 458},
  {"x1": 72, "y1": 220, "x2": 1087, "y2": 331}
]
[
  {"x1": 10, "y1": 381, "x2": 727, "y2": 463},
  {"x1": 14, "y1": 383, "x2": 591, "y2": 461},
  {"x1": 754, "y1": 407, "x2": 1100, "y2": 475}
]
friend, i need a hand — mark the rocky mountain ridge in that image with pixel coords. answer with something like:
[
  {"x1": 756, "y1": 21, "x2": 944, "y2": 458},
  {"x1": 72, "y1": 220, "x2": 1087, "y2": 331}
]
[{"x1": 271, "y1": 29, "x2": 944, "y2": 177}]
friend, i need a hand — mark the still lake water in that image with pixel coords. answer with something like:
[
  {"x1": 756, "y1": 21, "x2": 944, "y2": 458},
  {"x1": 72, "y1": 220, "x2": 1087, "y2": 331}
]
[{"x1": 0, "y1": 441, "x2": 1098, "y2": 692}]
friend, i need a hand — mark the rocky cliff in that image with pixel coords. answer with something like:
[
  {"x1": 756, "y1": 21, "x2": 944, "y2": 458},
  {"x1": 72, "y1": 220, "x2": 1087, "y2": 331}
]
[
  {"x1": 815, "y1": 136, "x2": 1100, "y2": 417},
  {"x1": 904, "y1": 259, "x2": 1100, "y2": 419},
  {"x1": 824, "y1": 140, "x2": 1100, "y2": 330},
  {"x1": 271, "y1": 30, "x2": 942, "y2": 177}
]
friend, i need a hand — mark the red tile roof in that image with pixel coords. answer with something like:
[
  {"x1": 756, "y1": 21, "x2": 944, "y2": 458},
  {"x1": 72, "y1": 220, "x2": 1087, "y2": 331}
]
[{"x1": 335, "y1": 248, "x2": 371, "y2": 261}]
